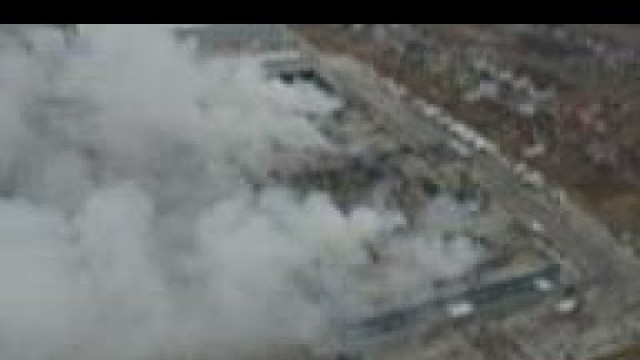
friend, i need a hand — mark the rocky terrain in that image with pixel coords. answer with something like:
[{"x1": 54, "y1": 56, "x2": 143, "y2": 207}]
[{"x1": 293, "y1": 24, "x2": 640, "y2": 244}]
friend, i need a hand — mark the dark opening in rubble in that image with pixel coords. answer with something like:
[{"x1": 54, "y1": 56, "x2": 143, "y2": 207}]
[{"x1": 278, "y1": 68, "x2": 336, "y2": 95}]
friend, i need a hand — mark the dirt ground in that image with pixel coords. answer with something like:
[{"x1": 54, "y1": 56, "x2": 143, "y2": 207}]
[
  {"x1": 292, "y1": 24, "x2": 640, "y2": 235},
  {"x1": 593, "y1": 343, "x2": 640, "y2": 360}
]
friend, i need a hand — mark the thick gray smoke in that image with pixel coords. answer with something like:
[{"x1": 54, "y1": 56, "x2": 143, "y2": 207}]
[{"x1": 0, "y1": 25, "x2": 481, "y2": 359}]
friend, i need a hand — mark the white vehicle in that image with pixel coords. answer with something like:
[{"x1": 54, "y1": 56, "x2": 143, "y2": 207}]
[
  {"x1": 419, "y1": 102, "x2": 442, "y2": 118},
  {"x1": 531, "y1": 220, "x2": 545, "y2": 235},
  {"x1": 471, "y1": 135, "x2": 497, "y2": 154},
  {"x1": 522, "y1": 170, "x2": 545, "y2": 188},
  {"x1": 554, "y1": 297, "x2": 578, "y2": 314},
  {"x1": 445, "y1": 300, "x2": 475, "y2": 319},
  {"x1": 533, "y1": 277, "x2": 554, "y2": 292}
]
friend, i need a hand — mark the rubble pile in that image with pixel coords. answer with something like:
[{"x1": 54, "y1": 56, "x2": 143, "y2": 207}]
[{"x1": 294, "y1": 24, "x2": 640, "y2": 235}]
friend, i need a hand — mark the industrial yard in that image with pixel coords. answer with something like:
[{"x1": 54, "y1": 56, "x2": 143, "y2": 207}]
[{"x1": 0, "y1": 24, "x2": 638, "y2": 360}]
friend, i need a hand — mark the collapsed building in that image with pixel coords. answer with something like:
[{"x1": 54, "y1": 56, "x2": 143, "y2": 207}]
[
  {"x1": 170, "y1": 25, "x2": 576, "y2": 357},
  {"x1": 3, "y1": 24, "x2": 639, "y2": 360},
  {"x1": 24, "y1": 24, "x2": 592, "y2": 359}
]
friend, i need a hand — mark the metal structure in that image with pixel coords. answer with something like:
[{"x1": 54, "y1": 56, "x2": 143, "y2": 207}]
[{"x1": 340, "y1": 263, "x2": 561, "y2": 342}]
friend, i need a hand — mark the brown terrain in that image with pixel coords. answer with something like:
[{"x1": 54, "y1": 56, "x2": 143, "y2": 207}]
[{"x1": 292, "y1": 24, "x2": 640, "y2": 240}]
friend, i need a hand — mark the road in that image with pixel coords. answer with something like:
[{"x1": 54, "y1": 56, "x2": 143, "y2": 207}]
[{"x1": 308, "y1": 51, "x2": 640, "y2": 360}]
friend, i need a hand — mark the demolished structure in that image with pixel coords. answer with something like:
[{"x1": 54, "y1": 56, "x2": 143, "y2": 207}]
[
  {"x1": 1, "y1": 24, "x2": 637, "y2": 360},
  {"x1": 172, "y1": 25, "x2": 585, "y2": 359}
]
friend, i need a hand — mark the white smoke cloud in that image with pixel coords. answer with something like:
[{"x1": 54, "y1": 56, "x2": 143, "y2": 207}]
[{"x1": 0, "y1": 24, "x2": 481, "y2": 359}]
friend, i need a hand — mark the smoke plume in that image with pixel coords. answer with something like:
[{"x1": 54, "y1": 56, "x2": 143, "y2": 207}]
[{"x1": 0, "y1": 25, "x2": 480, "y2": 359}]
